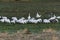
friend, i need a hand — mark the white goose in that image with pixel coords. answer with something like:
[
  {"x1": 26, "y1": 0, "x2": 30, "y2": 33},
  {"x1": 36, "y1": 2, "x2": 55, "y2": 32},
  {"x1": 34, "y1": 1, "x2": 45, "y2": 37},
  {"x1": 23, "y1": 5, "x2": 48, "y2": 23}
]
[
  {"x1": 4, "y1": 18, "x2": 10, "y2": 23},
  {"x1": 12, "y1": 17, "x2": 18, "y2": 20},
  {"x1": 16, "y1": 17, "x2": 28, "y2": 24},
  {"x1": 10, "y1": 20, "x2": 16, "y2": 24},
  {"x1": 28, "y1": 18, "x2": 40, "y2": 23},
  {"x1": 18, "y1": 20, "x2": 28, "y2": 24},
  {"x1": 37, "y1": 18, "x2": 42, "y2": 23},
  {"x1": 28, "y1": 13, "x2": 31, "y2": 20},
  {"x1": 11, "y1": 17, "x2": 18, "y2": 24},
  {"x1": 48, "y1": 14, "x2": 59, "y2": 23},
  {"x1": 49, "y1": 14, "x2": 56, "y2": 20},
  {"x1": 56, "y1": 16, "x2": 60, "y2": 19},
  {"x1": 0, "y1": 18, "x2": 10, "y2": 23},
  {"x1": 55, "y1": 19, "x2": 59, "y2": 23},
  {"x1": 0, "y1": 19, "x2": 5, "y2": 23},
  {"x1": 43, "y1": 19, "x2": 50, "y2": 23},
  {"x1": 36, "y1": 12, "x2": 41, "y2": 18}
]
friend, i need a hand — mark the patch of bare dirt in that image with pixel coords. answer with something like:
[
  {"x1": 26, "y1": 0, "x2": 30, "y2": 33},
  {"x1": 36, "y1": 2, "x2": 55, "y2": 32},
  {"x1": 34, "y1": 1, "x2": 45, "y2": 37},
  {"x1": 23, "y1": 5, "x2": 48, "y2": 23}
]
[
  {"x1": 0, "y1": 28, "x2": 59, "y2": 40},
  {"x1": 43, "y1": 28, "x2": 56, "y2": 33}
]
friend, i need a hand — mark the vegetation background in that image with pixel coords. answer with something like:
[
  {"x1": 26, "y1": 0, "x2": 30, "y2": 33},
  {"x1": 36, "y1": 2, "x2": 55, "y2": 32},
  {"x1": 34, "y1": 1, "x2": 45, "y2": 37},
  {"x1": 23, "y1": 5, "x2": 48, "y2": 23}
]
[{"x1": 0, "y1": 0, "x2": 60, "y2": 33}]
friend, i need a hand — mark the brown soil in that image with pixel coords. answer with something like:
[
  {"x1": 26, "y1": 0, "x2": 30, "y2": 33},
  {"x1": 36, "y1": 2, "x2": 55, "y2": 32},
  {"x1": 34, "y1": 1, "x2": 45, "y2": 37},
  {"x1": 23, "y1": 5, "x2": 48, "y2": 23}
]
[{"x1": 0, "y1": 29, "x2": 59, "y2": 40}]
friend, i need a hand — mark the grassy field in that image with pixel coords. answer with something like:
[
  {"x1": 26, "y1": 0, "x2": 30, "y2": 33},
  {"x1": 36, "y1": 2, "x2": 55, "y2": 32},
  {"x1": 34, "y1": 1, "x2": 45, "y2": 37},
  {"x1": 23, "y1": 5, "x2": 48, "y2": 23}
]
[
  {"x1": 0, "y1": 22, "x2": 60, "y2": 33},
  {"x1": 0, "y1": 2, "x2": 60, "y2": 33},
  {"x1": 0, "y1": 2, "x2": 60, "y2": 18}
]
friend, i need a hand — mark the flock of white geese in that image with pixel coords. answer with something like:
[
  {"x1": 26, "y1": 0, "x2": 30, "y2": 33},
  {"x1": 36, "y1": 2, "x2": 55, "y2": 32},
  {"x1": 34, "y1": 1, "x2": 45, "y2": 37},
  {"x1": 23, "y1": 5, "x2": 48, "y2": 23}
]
[{"x1": 0, "y1": 12, "x2": 60, "y2": 24}]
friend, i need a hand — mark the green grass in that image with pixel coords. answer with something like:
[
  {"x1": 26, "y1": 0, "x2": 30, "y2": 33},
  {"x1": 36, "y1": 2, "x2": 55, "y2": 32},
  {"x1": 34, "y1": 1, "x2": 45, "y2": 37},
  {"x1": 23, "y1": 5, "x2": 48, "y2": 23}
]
[
  {"x1": 0, "y1": 2, "x2": 60, "y2": 18},
  {"x1": 0, "y1": 22, "x2": 60, "y2": 33},
  {"x1": 0, "y1": 2, "x2": 60, "y2": 32}
]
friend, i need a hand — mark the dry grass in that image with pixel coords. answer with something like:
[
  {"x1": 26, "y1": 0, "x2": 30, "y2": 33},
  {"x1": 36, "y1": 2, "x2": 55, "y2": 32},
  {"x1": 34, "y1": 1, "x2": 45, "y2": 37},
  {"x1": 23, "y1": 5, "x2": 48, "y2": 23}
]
[
  {"x1": 0, "y1": 29, "x2": 60, "y2": 40},
  {"x1": 42, "y1": 28, "x2": 56, "y2": 33}
]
